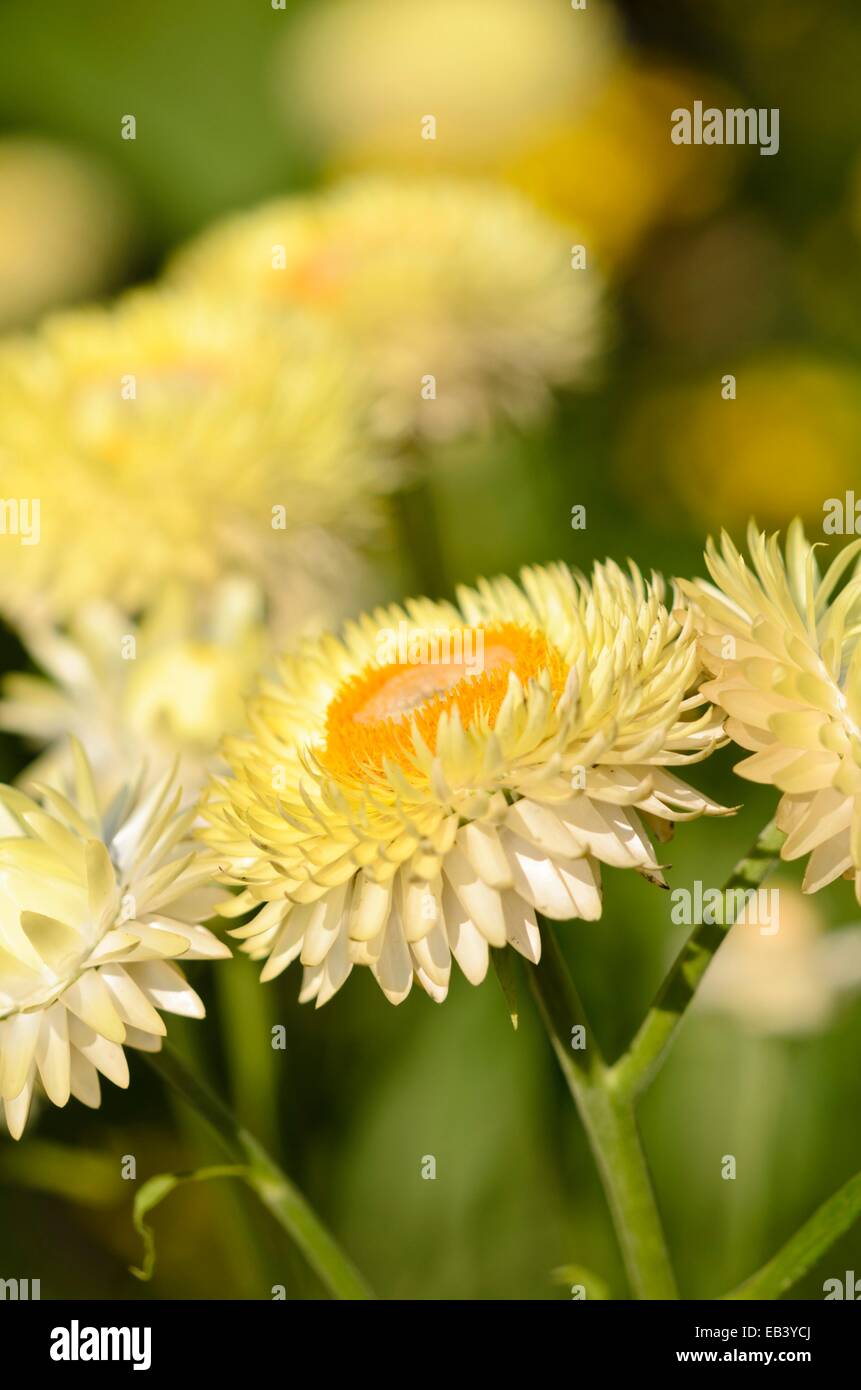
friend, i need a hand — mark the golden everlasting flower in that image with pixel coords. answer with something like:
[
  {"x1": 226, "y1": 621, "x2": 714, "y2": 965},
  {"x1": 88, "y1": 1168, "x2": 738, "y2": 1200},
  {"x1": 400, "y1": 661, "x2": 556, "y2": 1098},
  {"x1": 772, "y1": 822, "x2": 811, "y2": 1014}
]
[
  {"x1": 0, "y1": 288, "x2": 385, "y2": 626},
  {"x1": 202, "y1": 563, "x2": 727, "y2": 1007},
  {"x1": 682, "y1": 521, "x2": 861, "y2": 902},
  {"x1": 0, "y1": 742, "x2": 229, "y2": 1139},
  {"x1": 0, "y1": 578, "x2": 269, "y2": 798},
  {"x1": 170, "y1": 178, "x2": 602, "y2": 442}
]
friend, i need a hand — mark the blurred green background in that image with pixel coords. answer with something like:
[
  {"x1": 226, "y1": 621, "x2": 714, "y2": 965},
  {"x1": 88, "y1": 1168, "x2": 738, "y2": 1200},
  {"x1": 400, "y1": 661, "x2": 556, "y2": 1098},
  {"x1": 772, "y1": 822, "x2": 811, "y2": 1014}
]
[{"x1": 1, "y1": 0, "x2": 860, "y2": 1300}]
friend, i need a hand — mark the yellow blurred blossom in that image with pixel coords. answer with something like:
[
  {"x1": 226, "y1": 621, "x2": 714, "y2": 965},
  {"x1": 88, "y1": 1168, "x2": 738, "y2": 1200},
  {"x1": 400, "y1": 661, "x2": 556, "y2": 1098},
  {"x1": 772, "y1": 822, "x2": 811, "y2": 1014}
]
[
  {"x1": 171, "y1": 177, "x2": 602, "y2": 442},
  {"x1": 504, "y1": 62, "x2": 735, "y2": 269},
  {"x1": 277, "y1": 0, "x2": 619, "y2": 173},
  {"x1": 620, "y1": 356, "x2": 861, "y2": 532},
  {"x1": 276, "y1": 0, "x2": 732, "y2": 271}
]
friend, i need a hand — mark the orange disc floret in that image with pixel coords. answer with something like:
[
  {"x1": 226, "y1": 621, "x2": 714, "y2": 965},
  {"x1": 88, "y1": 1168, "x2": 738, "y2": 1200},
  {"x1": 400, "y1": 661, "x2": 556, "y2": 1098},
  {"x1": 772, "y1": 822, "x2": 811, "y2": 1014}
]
[
  {"x1": 283, "y1": 242, "x2": 357, "y2": 307},
  {"x1": 321, "y1": 622, "x2": 568, "y2": 781}
]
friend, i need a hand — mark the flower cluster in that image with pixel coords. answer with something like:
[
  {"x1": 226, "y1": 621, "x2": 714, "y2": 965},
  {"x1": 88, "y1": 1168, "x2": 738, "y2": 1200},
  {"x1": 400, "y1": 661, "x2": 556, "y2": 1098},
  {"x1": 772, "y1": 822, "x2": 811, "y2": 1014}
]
[{"x1": 1, "y1": 113, "x2": 858, "y2": 1152}]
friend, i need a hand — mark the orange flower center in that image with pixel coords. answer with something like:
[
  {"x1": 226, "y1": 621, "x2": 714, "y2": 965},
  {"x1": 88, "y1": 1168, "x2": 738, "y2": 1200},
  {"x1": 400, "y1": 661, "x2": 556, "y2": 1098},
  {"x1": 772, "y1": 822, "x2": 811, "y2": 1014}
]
[
  {"x1": 320, "y1": 622, "x2": 567, "y2": 781},
  {"x1": 279, "y1": 239, "x2": 359, "y2": 308}
]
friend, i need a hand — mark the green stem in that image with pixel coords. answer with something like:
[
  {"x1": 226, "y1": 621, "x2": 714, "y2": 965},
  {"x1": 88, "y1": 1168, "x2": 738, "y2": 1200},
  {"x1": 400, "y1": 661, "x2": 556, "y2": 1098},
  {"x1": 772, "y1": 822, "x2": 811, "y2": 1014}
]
[
  {"x1": 611, "y1": 817, "x2": 785, "y2": 1100},
  {"x1": 528, "y1": 928, "x2": 678, "y2": 1299},
  {"x1": 216, "y1": 957, "x2": 282, "y2": 1155},
  {"x1": 391, "y1": 448, "x2": 447, "y2": 596},
  {"x1": 724, "y1": 1169, "x2": 861, "y2": 1300},
  {"x1": 143, "y1": 1043, "x2": 374, "y2": 1301}
]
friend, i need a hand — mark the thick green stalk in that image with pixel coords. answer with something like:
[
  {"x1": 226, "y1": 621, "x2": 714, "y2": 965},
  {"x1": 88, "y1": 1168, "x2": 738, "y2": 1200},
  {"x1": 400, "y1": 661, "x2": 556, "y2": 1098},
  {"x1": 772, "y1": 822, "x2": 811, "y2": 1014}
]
[
  {"x1": 144, "y1": 1043, "x2": 374, "y2": 1301},
  {"x1": 528, "y1": 928, "x2": 678, "y2": 1299},
  {"x1": 576, "y1": 1087, "x2": 680, "y2": 1302},
  {"x1": 611, "y1": 818, "x2": 785, "y2": 1100}
]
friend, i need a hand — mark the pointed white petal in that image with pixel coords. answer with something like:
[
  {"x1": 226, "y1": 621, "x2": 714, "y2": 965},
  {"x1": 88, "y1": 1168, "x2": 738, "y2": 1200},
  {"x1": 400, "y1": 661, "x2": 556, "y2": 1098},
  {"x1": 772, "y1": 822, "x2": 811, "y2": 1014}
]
[{"x1": 442, "y1": 882, "x2": 489, "y2": 985}]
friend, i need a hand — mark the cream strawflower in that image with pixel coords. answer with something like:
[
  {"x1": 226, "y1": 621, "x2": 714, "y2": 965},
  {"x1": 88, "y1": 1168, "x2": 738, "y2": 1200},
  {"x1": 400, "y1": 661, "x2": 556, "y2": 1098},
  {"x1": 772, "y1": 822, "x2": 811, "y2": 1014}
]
[
  {"x1": 170, "y1": 177, "x2": 602, "y2": 442},
  {"x1": 0, "y1": 578, "x2": 269, "y2": 799},
  {"x1": 201, "y1": 562, "x2": 728, "y2": 1007},
  {"x1": 682, "y1": 521, "x2": 861, "y2": 901},
  {"x1": 0, "y1": 287, "x2": 386, "y2": 626},
  {"x1": 0, "y1": 742, "x2": 229, "y2": 1139}
]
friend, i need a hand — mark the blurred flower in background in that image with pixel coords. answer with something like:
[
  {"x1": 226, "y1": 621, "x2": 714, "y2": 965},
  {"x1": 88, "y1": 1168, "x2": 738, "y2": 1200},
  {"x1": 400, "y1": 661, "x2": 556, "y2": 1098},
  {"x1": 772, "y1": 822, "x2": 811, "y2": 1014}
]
[
  {"x1": 0, "y1": 743, "x2": 229, "y2": 1139},
  {"x1": 619, "y1": 356, "x2": 861, "y2": 533},
  {"x1": 171, "y1": 176, "x2": 602, "y2": 442},
  {"x1": 277, "y1": 0, "x2": 619, "y2": 178},
  {"x1": 0, "y1": 137, "x2": 133, "y2": 329},
  {"x1": 698, "y1": 885, "x2": 861, "y2": 1035},
  {"x1": 276, "y1": 0, "x2": 733, "y2": 272},
  {"x1": 0, "y1": 287, "x2": 388, "y2": 630},
  {"x1": 0, "y1": 577, "x2": 269, "y2": 798},
  {"x1": 503, "y1": 61, "x2": 735, "y2": 270}
]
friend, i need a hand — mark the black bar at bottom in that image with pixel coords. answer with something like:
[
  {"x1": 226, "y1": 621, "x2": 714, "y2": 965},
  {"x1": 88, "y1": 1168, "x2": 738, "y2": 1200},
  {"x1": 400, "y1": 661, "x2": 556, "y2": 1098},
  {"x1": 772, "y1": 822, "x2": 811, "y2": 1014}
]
[{"x1": 1, "y1": 1295, "x2": 858, "y2": 1375}]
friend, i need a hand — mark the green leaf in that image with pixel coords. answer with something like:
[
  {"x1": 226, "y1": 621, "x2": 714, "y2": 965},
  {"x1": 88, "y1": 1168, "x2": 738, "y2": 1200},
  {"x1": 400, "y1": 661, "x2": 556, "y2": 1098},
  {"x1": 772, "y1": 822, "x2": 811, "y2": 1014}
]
[
  {"x1": 130, "y1": 1164, "x2": 249, "y2": 1281},
  {"x1": 491, "y1": 946, "x2": 520, "y2": 1030},
  {"x1": 552, "y1": 1264, "x2": 611, "y2": 1300},
  {"x1": 724, "y1": 1169, "x2": 861, "y2": 1300}
]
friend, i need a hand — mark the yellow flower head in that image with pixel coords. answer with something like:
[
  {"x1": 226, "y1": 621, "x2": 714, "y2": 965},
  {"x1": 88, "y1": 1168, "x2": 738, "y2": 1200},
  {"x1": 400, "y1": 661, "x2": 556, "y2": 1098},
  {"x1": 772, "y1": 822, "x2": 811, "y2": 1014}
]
[
  {"x1": 170, "y1": 177, "x2": 602, "y2": 442},
  {"x1": 682, "y1": 521, "x2": 861, "y2": 901},
  {"x1": 0, "y1": 578, "x2": 270, "y2": 799},
  {"x1": 0, "y1": 287, "x2": 386, "y2": 625},
  {"x1": 275, "y1": 0, "x2": 727, "y2": 273},
  {"x1": 0, "y1": 742, "x2": 229, "y2": 1139},
  {"x1": 202, "y1": 562, "x2": 727, "y2": 1007}
]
